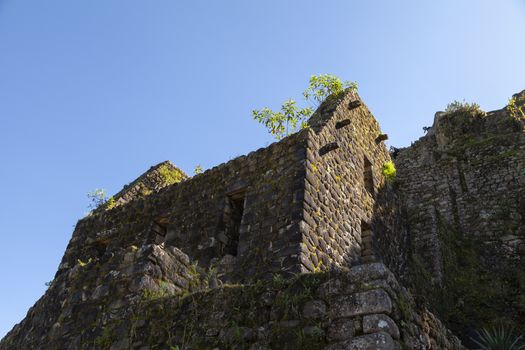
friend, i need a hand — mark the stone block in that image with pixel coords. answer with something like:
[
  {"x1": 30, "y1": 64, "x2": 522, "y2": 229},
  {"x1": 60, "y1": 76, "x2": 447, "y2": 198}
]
[
  {"x1": 327, "y1": 318, "x2": 359, "y2": 341},
  {"x1": 347, "y1": 263, "x2": 391, "y2": 283},
  {"x1": 325, "y1": 332, "x2": 395, "y2": 350},
  {"x1": 317, "y1": 278, "x2": 343, "y2": 298},
  {"x1": 329, "y1": 289, "x2": 392, "y2": 318},
  {"x1": 302, "y1": 300, "x2": 327, "y2": 319},
  {"x1": 363, "y1": 314, "x2": 400, "y2": 339}
]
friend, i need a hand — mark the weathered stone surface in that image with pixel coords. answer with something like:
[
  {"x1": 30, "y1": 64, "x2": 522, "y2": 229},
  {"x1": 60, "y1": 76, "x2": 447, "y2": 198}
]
[
  {"x1": 327, "y1": 318, "x2": 359, "y2": 341},
  {"x1": 302, "y1": 300, "x2": 327, "y2": 319},
  {"x1": 396, "y1": 92, "x2": 525, "y2": 339},
  {"x1": 3, "y1": 87, "x2": 503, "y2": 349},
  {"x1": 325, "y1": 332, "x2": 395, "y2": 350},
  {"x1": 330, "y1": 289, "x2": 392, "y2": 318},
  {"x1": 347, "y1": 263, "x2": 392, "y2": 283},
  {"x1": 363, "y1": 314, "x2": 400, "y2": 339}
]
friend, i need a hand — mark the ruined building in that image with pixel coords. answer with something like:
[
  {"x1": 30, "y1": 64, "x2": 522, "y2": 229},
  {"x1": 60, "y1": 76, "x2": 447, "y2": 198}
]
[{"x1": 1, "y1": 88, "x2": 524, "y2": 349}]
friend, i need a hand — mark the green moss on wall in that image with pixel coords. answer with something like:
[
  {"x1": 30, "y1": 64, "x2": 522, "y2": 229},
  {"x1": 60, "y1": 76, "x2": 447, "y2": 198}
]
[
  {"x1": 409, "y1": 212, "x2": 525, "y2": 343},
  {"x1": 121, "y1": 272, "x2": 330, "y2": 350},
  {"x1": 158, "y1": 164, "x2": 185, "y2": 186}
]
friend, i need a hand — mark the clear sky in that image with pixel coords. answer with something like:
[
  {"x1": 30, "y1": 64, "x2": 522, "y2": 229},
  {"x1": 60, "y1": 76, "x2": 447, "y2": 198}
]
[{"x1": 0, "y1": 0, "x2": 524, "y2": 339}]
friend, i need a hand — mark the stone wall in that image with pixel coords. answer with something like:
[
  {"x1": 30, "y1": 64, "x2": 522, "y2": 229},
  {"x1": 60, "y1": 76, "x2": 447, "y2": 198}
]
[
  {"x1": 0, "y1": 263, "x2": 463, "y2": 350},
  {"x1": 109, "y1": 161, "x2": 188, "y2": 209},
  {"x1": 395, "y1": 92, "x2": 525, "y2": 339},
  {"x1": 61, "y1": 88, "x2": 402, "y2": 286},
  {"x1": 0, "y1": 88, "x2": 473, "y2": 349},
  {"x1": 61, "y1": 130, "x2": 310, "y2": 286},
  {"x1": 0, "y1": 243, "x2": 208, "y2": 350},
  {"x1": 0, "y1": 128, "x2": 316, "y2": 347},
  {"x1": 301, "y1": 90, "x2": 407, "y2": 278}
]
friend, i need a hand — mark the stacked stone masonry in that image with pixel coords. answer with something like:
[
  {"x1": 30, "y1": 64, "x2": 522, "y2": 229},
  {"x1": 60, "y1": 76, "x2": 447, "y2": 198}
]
[
  {"x1": 2, "y1": 88, "x2": 524, "y2": 349},
  {"x1": 395, "y1": 90, "x2": 525, "y2": 339},
  {"x1": 0, "y1": 263, "x2": 464, "y2": 349}
]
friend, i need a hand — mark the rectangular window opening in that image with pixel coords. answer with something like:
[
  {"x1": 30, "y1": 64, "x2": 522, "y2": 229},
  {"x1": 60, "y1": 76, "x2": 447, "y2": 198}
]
[
  {"x1": 151, "y1": 216, "x2": 169, "y2": 244},
  {"x1": 364, "y1": 156, "x2": 374, "y2": 194},
  {"x1": 224, "y1": 189, "x2": 246, "y2": 256}
]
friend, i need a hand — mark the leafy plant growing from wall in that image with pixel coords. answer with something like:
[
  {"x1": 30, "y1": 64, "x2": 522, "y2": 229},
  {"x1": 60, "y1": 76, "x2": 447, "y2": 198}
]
[
  {"x1": 508, "y1": 96, "x2": 525, "y2": 121},
  {"x1": 87, "y1": 188, "x2": 108, "y2": 210},
  {"x1": 253, "y1": 74, "x2": 357, "y2": 139},
  {"x1": 303, "y1": 74, "x2": 357, "y2": 106},
  {"x1": 252, "y1": 100, "x2": 312, "y2": 139},
  {"x1": 87, "y1": 188, "x2": 116, "y2": 212},
  {"x1": 382, "y1": 161, "x2": 396, "y2": 183},
  {"x1": 105, "y1": 196, "x2": 116, "y2": 209},
  {"x1": 194, "y1": 165, "x2": 203, "y2": 175},
  {"x1": 444, "y1": 100, "x2": 482, "y2": 116},
  {"x1": 158, "y1": 164, "x2": 185, "y2": 185}
]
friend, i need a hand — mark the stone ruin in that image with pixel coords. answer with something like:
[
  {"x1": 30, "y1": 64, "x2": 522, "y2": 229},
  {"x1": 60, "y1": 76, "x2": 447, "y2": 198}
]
[{"x1": 1, "y1": 89, "x2": 524, "y2": 349}]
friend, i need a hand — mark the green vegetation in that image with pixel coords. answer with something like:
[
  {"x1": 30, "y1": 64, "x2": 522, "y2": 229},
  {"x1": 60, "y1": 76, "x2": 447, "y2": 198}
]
[
  {"x1": 139, "y1": 186, "x2": 153, "y2": 196},
  {"x1": 87, "y1": 188, "x2": 108, "y2": 210},
  {"x1": 253, "y1": 74, "x2": 357, "y2": 139},
  {"x1": 272, "y1": 273, "x2": 288, "y2": 289},
  {"x1": 382, "y1": 161, "x2": 396, "y2": 183},
  {"x1": 193, "y1": 165, "x2": 203, "y2": 175},
  {"x1": 409, "y1": 212, "x2": 525, "y2": 342},
  {"x1": 125, "y1": 271, "x2": 329, "y2": 349},
  {"x1": 472, "y1": 326, "x2": 524, "y2": 350},
  {"x1": 158, "y1": 164, "x2": 184, "y2": 185},
  {"x1": 303, "y1": 74, "x2": 357, "y2": 105},
  {"x1": 87, "y1": 188, "x2": 117, "y2": 211},
  {"x1": 77, "y1": 257, "x2": 92, "y2": 267},
  {"x1": 396, "y1": 293, "x2": 411, "y2": 321},
  {"x1": 252, "y1": 99, "x2": 312, "y2": 139},
  {"x1": 444, "y1": 100, "x2": 482, "y2": 115},
  {"x1": 105, "y1": 196, "x2": 116, "y2": 210},
  {"x1": 94, "y1": 326, "x2": 116, "y2": 348},
  {"x1": 508, "y1": 96, "x2": 525, "y2": 120}
]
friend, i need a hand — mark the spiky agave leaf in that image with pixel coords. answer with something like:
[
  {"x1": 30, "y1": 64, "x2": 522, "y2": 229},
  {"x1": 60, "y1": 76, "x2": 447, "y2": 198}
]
[{"x1": 471, "y1": 326, "x2": 524, "y2": 350}]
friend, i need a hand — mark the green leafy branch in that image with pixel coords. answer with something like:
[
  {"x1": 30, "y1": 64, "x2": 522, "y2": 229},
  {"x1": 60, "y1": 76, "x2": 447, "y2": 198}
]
[
  {"x1": 303, "y1": 74, "x2": 357, "y2": 106},
  {"x1": 508, "y1": 96, "x2": 525, "y2": 120},
  {"x1": 252, "y1": 99, "x2": 312, "y2": 140},
  {"x1": 86, "y1": 188, "x2": 116, "y2": 212},
  {"x1": 194, "y1": 165, "x2": 203, "y2": 175},
  {"x1": 87, "y1": 188, "x2": 108, "y2": 210},
  {"x1": 252, "y1": 74, "x2": 358, "y2": 139}
]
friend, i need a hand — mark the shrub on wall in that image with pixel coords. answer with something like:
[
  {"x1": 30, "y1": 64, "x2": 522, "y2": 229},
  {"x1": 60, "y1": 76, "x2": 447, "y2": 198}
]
[
  {"x1": 508, "y1": 96, "x2": 525, "y2": 121},
  {"x1": 158, "y1": 164, "x2": 184, "y2": 185},
  {"x1": 382, "y1": 161, "x2": 396, "y2": 183},
  {"x1": 444, "y1": 100, "x2": 482, "y2": 116}
]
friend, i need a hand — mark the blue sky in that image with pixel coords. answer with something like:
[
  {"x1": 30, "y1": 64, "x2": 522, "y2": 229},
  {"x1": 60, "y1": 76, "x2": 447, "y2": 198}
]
[{"x1": 0, "y1": 0, "x2": 524, "y2": 338}]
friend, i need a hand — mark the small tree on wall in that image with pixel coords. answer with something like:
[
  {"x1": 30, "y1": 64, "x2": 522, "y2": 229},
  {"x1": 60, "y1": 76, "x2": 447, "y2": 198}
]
[
  {"x1": 508, "y1": 95, "x2": 525, "y2": 120},
  {"x1": 252, "y1": 99, "x2": 312, "y2": 140},
  {"x1": 87, "y1": 188, "x2": 108, "y2": 210},
  {"x1": 252, "y1": 74, "x2": 358, "y2": 139},
  {"x1": 303, "y1": 74, "x2": 358, "y2": 106}
]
